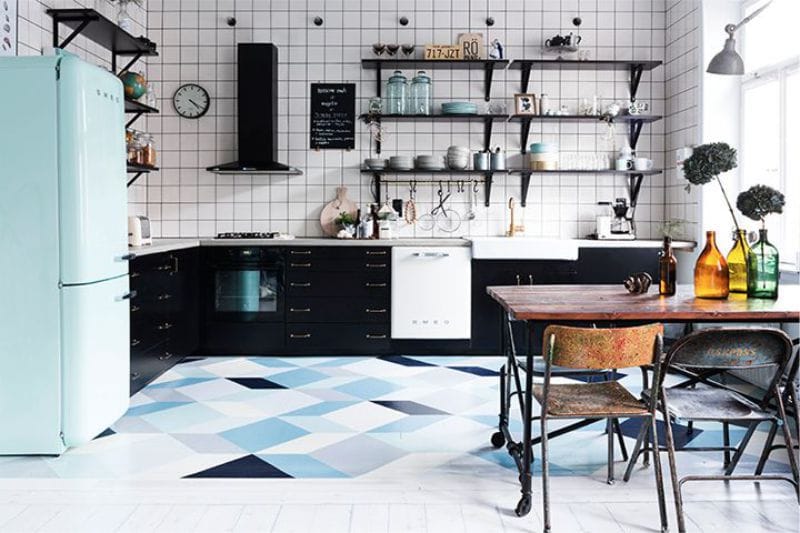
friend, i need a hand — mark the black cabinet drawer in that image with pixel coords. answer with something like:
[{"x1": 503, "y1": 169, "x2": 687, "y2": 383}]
[
  {"x1": 286, "y1": 323, "x2": 390, "y2": 352},
  {"x1": 286, "y1": 270, "x2": 390, "y2": 297},
  {"x1": 287, "y1": 258, "x2": 390, "y2": 272},
  {"x1": 286, "y1": 297, "x2": 389, "y2": 323},
  {"x1": 201, "y1": 322, "x2": 285, "y2": 355},
  {"x1": 286, "y1": 247, "x2": 390, "y2": 260}
]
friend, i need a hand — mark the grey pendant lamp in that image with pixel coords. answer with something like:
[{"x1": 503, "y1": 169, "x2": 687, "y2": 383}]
[{"x1": 707, "y1": 0, "x2": 773, "y2": 75}]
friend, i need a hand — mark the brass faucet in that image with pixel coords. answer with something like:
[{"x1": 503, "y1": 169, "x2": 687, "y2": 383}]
[{"x1": 506, "y1": 197, "x2": 525, "y2": 237}]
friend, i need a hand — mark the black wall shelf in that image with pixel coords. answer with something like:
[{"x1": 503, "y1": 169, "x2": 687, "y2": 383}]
[
  {"x1": 47, "y1": 8, "x2": 157, "y2": 74},
  {"x1": 127, "y1": 163, "x2": 158, "y2": 187},
  {"x1": 361, "y1": 59, "x2": 509, "y2": 102},
  {"x1": 362, "y1": 168, "x2": 504, "y2": 207},
  {"x1": 125, "y1": 98, "x2": 159, "y2": 128}
]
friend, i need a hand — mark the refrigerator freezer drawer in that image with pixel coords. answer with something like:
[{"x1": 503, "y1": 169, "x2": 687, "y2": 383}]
[
  {"x1": 60, "y1": 275, "x2": 131, "y2": 446},
  {"x1": 391, "y1": 247, "x2": 471, "y2": 339}
]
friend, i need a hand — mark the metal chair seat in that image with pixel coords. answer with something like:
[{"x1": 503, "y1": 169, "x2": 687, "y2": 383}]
[
  {"x1": 526, "y1": 356, "x2": 610, "y2": 377},
  {"x1": 642, "y1": 386, "x2": 773, "y2": 421},
  {"x1": 534, "y1": 381, "x2": 649, "y2": 417}
]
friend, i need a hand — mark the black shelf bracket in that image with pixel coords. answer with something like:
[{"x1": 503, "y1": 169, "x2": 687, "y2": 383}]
[
  {"x1": 53, "y1": 17, "x2": 95, "y2": 49},
  {"x1": 483, "y1": 117, "x2": 494, "y2": 152},
  {"x1": 126, "y1": 112, "x2": 144, "y2": 128},
  {"x1": 519, "y1": 171, "x2": 532, "y2": 207},
  {"x1": 519, "y1": 61, "x2": 532, "y2": 93},
  {"x1": 519, "y1": 117, "x2": 532, "y2": 153},
  {"x1": 484, "y1": 172, "x2": 493, "y2": 206},
  {"x1": 118, "y1": 52, "x2": 144, "y2": 74},
  {"x1": 628, "y1": 119, "x2": 644, "y2": 151},
  {"x1": 483, "y1": 63, "x2": 495, "y2": 102},
  {"x1": 127, "y1": 172, "x2": 146, "y2": 187},
  {"x1": 629, "y1": 64, "x2": 645, "y2": 102}
]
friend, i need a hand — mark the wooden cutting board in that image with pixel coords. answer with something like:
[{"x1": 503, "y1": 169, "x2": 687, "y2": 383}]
[{"x1": 319, "y1": 186, "x2": 358, "y2": 237}]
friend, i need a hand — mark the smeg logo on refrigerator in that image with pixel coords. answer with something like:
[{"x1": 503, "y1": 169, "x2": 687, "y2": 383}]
[{"x1": 96, "y1": 89, "x2": 120, "y2": 103}]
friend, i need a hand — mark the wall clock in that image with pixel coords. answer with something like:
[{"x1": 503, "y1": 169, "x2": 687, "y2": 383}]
[{"x1": 172, "y1": 83, "x2": 210, "y2": 119}]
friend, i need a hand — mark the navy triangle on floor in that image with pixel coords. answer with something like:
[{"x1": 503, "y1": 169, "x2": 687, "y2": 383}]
[
  {"x1": 378, "y1": 355, "x2": 437, "y2": 367},
  {"x1": 184, "y1": 454, "x2": 293, "y2": 478},
  {"x1": 228, "y1": 377, "x2": 287, "y2": 389}
]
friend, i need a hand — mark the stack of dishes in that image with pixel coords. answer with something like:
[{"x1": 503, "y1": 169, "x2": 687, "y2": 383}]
[
  {"x1": 364, "y1": 157, "x2": 387, "y2": 170},
  {"x1": 415, "y1": 154, "x2": 445, "y2": 171},
  {"x1": 389, "y1": 155, "x2": 414, "y2": 170},
  {"x1": 446, "y1": 146, "x2": 470, "y2": 170},
  {"x1": 441, "y1": 101, "x2": 478, "y2": 115},
  {"x1": 529, "y1": 142, "x2": 559, "y2": 170}
]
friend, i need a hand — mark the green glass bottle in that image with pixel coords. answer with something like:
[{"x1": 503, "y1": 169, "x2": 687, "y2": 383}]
[
  {"x1": 747, "y1": 228, "x2": 780, "y2": 299},
  {"x1": 726, "y1": 229, "x2": 751, "y2": 294}
]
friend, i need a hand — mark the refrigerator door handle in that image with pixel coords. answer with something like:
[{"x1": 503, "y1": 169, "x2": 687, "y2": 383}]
[
  {"x1": 118, "y1": 290, "x2": 137, "y2": 301},
  {"x1": 118, "y1": 253, "x2": 137, "y2": 262}
]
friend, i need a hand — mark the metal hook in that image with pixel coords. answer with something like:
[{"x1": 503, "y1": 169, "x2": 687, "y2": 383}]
[
  {"x1": 437, "y1": 181, "x2": 443, "y2": 195},
  {"x1": 473, "y1": 180, "x2": 479, "y2": 193}
]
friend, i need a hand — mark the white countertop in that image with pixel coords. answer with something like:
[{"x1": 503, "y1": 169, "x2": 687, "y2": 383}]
[{"x1": 130, "y1": 237, "x2": 695, "y2": 257}]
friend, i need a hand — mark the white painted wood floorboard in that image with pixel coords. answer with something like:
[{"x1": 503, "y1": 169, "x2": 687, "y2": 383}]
[{"x1": 0, "y1": 476, "x2": 795, "y2": 532}]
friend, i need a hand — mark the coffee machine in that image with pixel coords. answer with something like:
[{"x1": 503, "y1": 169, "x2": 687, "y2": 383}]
[{"x1": 610, "y1": 198, "x2": 635, "y2": 240}]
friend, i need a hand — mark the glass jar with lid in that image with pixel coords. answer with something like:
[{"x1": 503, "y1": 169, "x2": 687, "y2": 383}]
[
  {"x1": 141, "y1": 133, "x2": 157, "y2": 167},
  {"x1": 410, "y1": 70, "x2": 432, "y2": 115},
  {"x1": 385, "y1": 70, "x2": 408, "y2": 115}
]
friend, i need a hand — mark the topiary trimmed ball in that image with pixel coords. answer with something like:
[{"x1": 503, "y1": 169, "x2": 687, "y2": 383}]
[
  {"x1": 683, "y1": 142, "x2": 738, "y2": 185},
  {"x1": 736, "y1": 185, "x2": 785, "y2": 223}
]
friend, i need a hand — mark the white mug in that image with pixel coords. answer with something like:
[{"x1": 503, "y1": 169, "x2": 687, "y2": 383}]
[
  {"x1": 615, "y1": 158, "x2": 633, "y2": 171},
  {"x1": 634, "y1": 157, "x2": 653, "y2": 171}
]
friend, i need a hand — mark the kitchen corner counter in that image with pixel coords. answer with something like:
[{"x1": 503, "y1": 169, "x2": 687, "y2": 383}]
[
  {"x1": 198, "y1": 238, "x2": 471, "y2": 247},
  {"x1": 575, "y1": 239, "x2": 696, "y2": 250},
  {"x1": 129, "y1": 238, "x2": 200, "y2": 257}
]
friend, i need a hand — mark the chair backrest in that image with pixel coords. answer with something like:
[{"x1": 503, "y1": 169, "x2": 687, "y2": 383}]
[
  {"x1": 665, "y1": 328, "x2": 793, "y2": 371},
  {"x1": 543, "y1": 323, "x2": 663, "y2": 370}
]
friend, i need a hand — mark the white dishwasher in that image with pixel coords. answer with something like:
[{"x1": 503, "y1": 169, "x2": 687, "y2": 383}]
[{"x1": 391, "y1": 246, "x2": 471, "y2": 339}]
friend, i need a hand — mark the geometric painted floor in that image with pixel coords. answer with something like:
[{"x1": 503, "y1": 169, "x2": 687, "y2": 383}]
[
  {"x1": 0, "y1": 355, "x2": 793, "y2": 481},
  {"x1": 0, "y1": 355, "x2": 796, "y2": 532}
]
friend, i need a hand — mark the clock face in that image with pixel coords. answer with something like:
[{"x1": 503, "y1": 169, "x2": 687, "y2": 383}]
[{"x1": 173, "y1": 84, "x2": 210, "y2": 119}]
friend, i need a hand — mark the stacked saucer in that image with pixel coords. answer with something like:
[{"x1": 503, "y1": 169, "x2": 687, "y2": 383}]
[
  {"x1": 364, "y1": 157, "x2": 387, "y2": 170},
  {"x1": 415, "y1": 154, "x2": 445, "y2": 171},
  {"x1": 446, "y1": 146, "x2": 470, "y2": 170},
  {"x1": 389, "y1": 155, "x2": 414, "y2": 170},
  {"x1": 441, "y1": 101, "x2": 478, "y2": 115}
]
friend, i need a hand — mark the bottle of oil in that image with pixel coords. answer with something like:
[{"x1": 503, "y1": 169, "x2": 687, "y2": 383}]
[{"x1": 659, "y1": 236, "x2": 677, "y2": 296}]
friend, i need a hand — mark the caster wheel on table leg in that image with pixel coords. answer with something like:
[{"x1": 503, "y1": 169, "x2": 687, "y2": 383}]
[
  {"x1": 491, "y1": 431, "x2": 506, "y2": 448},
  {"x1": 515, "y1": 496, "x2": 532, "y2": 517}
]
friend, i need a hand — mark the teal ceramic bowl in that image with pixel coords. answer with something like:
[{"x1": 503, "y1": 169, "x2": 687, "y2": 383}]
[{"x1": 120, "y1": 71, "x2": 147, "y2": 100}]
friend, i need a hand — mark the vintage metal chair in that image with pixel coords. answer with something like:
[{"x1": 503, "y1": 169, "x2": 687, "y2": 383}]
[
  {"x1": 535, "y1": 323, "x2": 668, "y2": 533},
  {"x1": 623, "y1": 328, "x2": 798, "y2": 533}
]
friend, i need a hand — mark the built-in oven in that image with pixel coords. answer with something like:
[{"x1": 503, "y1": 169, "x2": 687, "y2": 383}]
[{"x1": 200, "y1": 246, "x2": 285, "y2": 354}]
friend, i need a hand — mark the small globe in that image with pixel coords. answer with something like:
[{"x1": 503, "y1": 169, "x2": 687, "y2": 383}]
[{"x1": 120, "y1": 71, "x2": 147, "y2": 100}]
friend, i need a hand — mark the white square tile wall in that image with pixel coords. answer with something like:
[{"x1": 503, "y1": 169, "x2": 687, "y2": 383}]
[{"x1": 132, "y1": 0, "x2": 674, "y2": 239}]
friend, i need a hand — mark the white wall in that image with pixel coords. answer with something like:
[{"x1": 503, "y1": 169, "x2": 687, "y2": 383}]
[{"x1": 133, "y1": 0, "x2": 669, "y2": 240}]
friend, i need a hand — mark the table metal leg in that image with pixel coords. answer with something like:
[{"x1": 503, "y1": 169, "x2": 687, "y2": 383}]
[{"x1": 515, "y1": 321, "x2": 535, "y2": 517}]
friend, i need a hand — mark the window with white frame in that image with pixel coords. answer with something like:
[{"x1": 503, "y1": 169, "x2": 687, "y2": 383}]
[{"x1": 740, "y1": 0, "x2": 800, "y2": 270}]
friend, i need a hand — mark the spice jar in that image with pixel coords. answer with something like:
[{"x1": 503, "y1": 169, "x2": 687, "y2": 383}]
[{"x1": 141, "y1": 133, "x2": 157, "y2": 167}]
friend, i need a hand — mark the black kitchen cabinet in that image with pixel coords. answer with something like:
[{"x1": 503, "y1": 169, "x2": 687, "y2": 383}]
[
  {"x1": 129, "y1": 248, "x2": 199, "y2": 395},
  {"x1": 576, "y1": 247, "x2": 659, "y2": 283}
]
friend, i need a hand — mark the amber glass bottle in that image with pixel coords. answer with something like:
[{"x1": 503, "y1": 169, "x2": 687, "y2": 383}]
[
  {"x1": 659, "y1": 236, "x2": 677, "y2": 296},
  {"x1": 726, "y1": 229, "x2": 751, "y2": 294},
  {"x1": 694, "y1": 231, "x2": 729, "y2": 299}
]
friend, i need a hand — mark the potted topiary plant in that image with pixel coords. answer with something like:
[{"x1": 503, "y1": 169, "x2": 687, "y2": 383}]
[
  {"x1": 736, "y1": 184, "x2": 786, "y2": 299},
  {"x1": 682, "y1": 142, "x2": 742, "y2": 298}
]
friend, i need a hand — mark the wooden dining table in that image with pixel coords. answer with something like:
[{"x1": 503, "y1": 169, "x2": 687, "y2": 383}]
[{"x1": 486, "y1": 283, "x2": 800, "y2": 516}]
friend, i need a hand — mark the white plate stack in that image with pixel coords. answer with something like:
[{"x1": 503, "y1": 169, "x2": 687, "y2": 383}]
[
  {"x1": 389, "y1": 155, "x2": 414, "y2": 170},
  {"x1": 364, "y1": 158, "x2": 387, "y2": 170},
  {"x1": 415, "y1": 154, "x2": 445, "y2": 171},
  {"x1": 446, "y1": 146, "x2": 470, "y2": 170}
]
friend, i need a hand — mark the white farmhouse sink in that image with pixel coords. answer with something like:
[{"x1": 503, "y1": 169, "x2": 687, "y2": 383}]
[{"x1": 469, "y1": 237, "x2": 579, "y2": 260}]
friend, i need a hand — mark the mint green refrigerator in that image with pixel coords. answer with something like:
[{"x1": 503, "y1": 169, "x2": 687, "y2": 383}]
[{"x1": 0, "y1": 50, "x2": 132, "y2": 454}]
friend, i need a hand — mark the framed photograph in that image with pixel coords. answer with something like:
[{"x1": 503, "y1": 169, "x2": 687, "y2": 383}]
[
  {"x1": 514, "y1": 93, "x2": 536, "y2": 115},
  {"x1": 1, "y1": 0, "x2": 16, "y2": 56}
]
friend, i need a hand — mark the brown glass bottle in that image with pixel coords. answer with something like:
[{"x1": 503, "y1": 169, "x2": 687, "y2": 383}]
[
  {"x1": 694, "y1": 230, "x2": 729, "y2": 299},
  {"x1": 659, "y1": 236, "x2": 677, "y2": 296}
]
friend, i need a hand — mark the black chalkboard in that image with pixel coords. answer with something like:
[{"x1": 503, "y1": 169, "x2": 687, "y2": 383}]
[{"x1": 310, "y1": 83, "x2": 356, "y2": 150}]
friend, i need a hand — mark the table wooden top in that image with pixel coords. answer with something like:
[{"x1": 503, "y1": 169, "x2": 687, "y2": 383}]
[{"x1": 486, "y1": 284, "x2": 800, "y2": 323}]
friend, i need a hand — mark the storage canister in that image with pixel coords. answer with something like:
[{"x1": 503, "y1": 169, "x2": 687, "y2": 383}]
[
  {"x1": 410, "y1": 70, "x2": 432, "y2": 115},
  {"x1": 386, "y1": 70, "x2": 408, "y2": 115},
  {"x1": 529, "y1": 142, "x2": 558, "y2": 170}
]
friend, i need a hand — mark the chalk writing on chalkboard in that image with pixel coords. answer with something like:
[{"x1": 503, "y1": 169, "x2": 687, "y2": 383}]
[{"x1": 310, "y1": 83, "x2": 356, "y2": 150}]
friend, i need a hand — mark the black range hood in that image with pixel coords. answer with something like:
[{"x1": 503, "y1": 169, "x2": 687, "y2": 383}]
[{"x1": 207, "y1": 43, "x2": 301, "y2": 174}]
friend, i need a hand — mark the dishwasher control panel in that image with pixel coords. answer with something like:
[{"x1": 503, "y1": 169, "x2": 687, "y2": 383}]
[{"x1": 391, "y1": 247, "x2": 471, "y2": 339}]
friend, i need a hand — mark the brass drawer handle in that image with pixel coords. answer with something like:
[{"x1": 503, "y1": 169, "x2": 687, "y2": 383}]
[
  {"x1": 290, "y1": 282, "x2": 312, "y2": 287},
  {"x1": 290, "y1": 262, "x2": 312, "y2": 268},
  {"x1": 365, "y1": 250, "x2": 387, "y2": 256},
  {"x1": 131, "y1": 338, "x2": 141, "y2": 347},
  {"x1": 157, "y1": 322, "x2": 174, "y2": 330},
  {"x1": 365, "y1": 282, "x2": 387, "y2": 288},
  {"x1": 365, "y1": 308, "x2": 387, "y2": 313},
  {"x1": 366, "y1": 334, "x2": 387, "y2": 339},
  {"x1": 365, "y1": 263, "x2": 387, "y2": 268},
  {"x1": 528, "y1": 274, "x2": 534, "y2": 285},
  {"x1": 290, "y1": 308, "x2": 311, "y2": 313},
  {"x1": 290, "y1": 250, "x2": 312, "y2": 255},
  {"x1": 157, "y1": 293, "x2": 172, "y2": 301},
  {"x1": 131, "y1": 305, "x2": 140, "y2": 313},
  {"x1": 131, "y1": 372, "x2": 141, "y2": 379},
  {"x1": 159, "y1": 352, "x2": 173, "y2": 361},
  {"x1": 156, "y1": 264, "x2": 172, "y2": 271},
  {"x1": 290, "y1": 333, "x2": 312, "y2": 339},
  {"x1": 130, "y1": 271, "x2": 141, "y2": 278}
]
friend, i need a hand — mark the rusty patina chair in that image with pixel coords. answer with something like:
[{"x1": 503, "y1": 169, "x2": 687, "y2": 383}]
[
  {"x1": 536, "y1": 324, "x2": 668, "y2": 533},
  {"x1": 623, "y1": 328, "x2": 798, "y2": 533}
]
